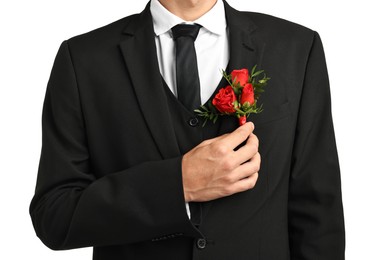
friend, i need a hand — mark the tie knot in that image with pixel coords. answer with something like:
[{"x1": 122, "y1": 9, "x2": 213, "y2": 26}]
[{"x1": 171, "y1": 24, "x2": 202, "y2": 41}]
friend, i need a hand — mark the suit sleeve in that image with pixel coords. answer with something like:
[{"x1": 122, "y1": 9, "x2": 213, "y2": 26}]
[
  {"x1": 288, "y1": 32, "x2": 345, "y2": 259},
  {"x1": 29, "y1": 41, "x2": 202, "y2": 250}
]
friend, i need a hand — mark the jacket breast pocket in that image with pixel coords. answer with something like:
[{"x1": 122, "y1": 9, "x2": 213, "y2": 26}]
[
  {"x1": 250, "y1": 101, "x2": 293, "y2": 158},
  {"x1": 249, "y1": 101, "x2": 291, "y2": 128}
]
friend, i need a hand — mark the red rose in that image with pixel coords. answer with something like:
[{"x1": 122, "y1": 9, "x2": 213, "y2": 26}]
[
  {"x1": 212, "y1": 86, "x2": 237, "y2": 113},
  {"x1": 240, "y1": 83, "x2": 255, "y2": 106},
  {"x1": 231, "y1": 69, "x2": 249, "y2": 86}
]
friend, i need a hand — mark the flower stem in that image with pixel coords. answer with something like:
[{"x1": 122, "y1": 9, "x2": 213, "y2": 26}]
[{"x1": 238, "y1": 115, "x2": 246, "y2": 126}]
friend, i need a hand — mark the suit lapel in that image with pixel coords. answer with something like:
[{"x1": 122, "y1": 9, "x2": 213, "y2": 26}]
[
  {"x1": 224, "y1": 1, "x2": 265, "y2": 73},
  {"x1": 117, "y1": 1, "x2": 265, "y2": 160},
  {"x1": 119, "y1": 4, "x2": 180, "y2": 159},
  {"x1": 201, "y1": 1, "x2": 266, "y2": 219},
  {"x1": 213, "y1": 1, "x2": 266, "y2": 135}
]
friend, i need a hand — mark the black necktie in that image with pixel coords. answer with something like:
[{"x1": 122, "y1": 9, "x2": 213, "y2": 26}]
[{"x1": 171, "y1": 24, "x2": 202, "y2": 112}]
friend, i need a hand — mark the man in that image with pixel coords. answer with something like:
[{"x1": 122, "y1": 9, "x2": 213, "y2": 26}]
[{"x1": 30, "y1": 0, "x2": 345, "y2": 259}]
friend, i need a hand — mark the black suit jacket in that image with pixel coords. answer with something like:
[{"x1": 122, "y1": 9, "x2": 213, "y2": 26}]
[{"x1": 30, "y1": 1, "x2": 345, "y2": 259}]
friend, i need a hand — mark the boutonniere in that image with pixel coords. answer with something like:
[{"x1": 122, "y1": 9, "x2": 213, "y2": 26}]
[{"x1": 195, "y1": 65, "x2": 270, "y2": 126}]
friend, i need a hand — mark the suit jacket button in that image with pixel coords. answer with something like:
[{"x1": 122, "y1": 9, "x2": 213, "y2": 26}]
[
  {"x1": 188, "y1": 117, "x2": 199, "y2": 127},
  {"x1": 196, "y1": 238, "x2": 207, "y2": 249}
]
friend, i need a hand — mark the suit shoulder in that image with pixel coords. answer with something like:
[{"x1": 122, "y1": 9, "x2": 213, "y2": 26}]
[
  {"x1": 63, "y1": 12, "x2": 139, "y2": 50},
  {"x1": 251, "y1": 12, "x2": 313, "y2": 33},
  {"x1": 245, "y1": 11, "x2": 316, "y2": 43}
]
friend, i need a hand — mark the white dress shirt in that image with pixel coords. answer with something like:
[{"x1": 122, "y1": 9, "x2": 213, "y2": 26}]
[
  {"x1": 150, "y1": 0, "x2": 229, "y2": 218},
  {"x1": 150, "y1": 0, "x2": 229, "y2": 105}
]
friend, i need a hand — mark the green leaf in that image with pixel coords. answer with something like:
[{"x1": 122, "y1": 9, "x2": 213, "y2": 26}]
[
  {"x1": 252, "y1": 70, "x2": 264, "y2": 78},
  {"x1": 202, "y1": 118, "x2": 208, "y2": 127},
  {"x1": 233, "y1": 87, "x2": 241, "y2": 96},
  {"x1": 213, "y1": 115, "x2": 218, "y2": 124},
  {"x1": 222, "y1": 70, "x2": 233, "y2": 86},
  {"x1": 251, "y1": 65, "x2": 257, "y2": 76}
]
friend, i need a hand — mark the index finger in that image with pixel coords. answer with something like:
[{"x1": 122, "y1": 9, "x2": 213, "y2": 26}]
[{"x1": 219, "y1": 122, "x2": 254, "y2": 150}]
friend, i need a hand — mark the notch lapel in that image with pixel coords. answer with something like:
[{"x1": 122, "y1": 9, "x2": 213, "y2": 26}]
[
  {"x1": 119, "y1": 4, "x2": 180, "y2": 159},
  {"x1": 224, "y1": 1, "x2": 265, "y2": 73},
  {"x1": 201, "y1": 1, "x2": 266, "y2": 219}
]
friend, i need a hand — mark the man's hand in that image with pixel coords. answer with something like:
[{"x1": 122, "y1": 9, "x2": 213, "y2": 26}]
[{"x1": 182, "y1": 122, "x2": 260, "y2": 202}]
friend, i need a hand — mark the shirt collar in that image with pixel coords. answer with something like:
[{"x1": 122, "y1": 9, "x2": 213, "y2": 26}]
[{"x1": 150, "y1": 0, "x2": 227, "y2": 36}]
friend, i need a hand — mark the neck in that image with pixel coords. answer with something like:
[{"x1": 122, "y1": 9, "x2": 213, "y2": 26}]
[{"x1": 158, "y1": 0, "x2": 218, "y2": 21}]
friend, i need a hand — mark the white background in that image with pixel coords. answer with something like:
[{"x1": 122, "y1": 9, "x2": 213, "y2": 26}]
[{"x1": 1, "y1": 0, "x2": 375, "y2": 259}]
